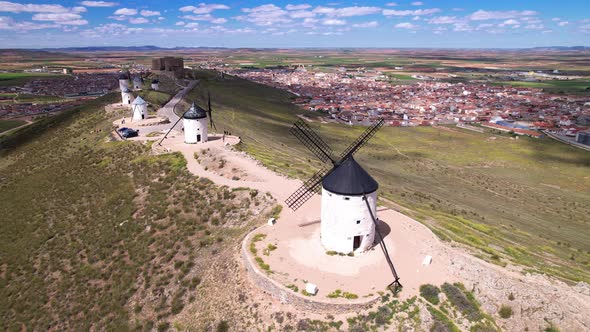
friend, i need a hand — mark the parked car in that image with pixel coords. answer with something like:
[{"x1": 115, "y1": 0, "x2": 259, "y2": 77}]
[{"x1": 117, "y1": 127, "x2": 139, "y2": 138}]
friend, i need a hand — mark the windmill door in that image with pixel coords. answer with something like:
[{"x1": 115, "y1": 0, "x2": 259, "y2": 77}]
[
  {"x1": 197, "y1": 134, "x2": 201, "y2": 142},
  {"x1": 353, "y1": 235, "x2": 362, "y2": 251}
]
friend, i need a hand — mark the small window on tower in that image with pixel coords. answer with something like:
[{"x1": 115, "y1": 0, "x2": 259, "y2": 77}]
[
  {"x1": 344, "y1": 197, "x2": 350, "y2": 200},
  {"x1": 356, "y1": 220, "x2": 361, "y2": 224}
]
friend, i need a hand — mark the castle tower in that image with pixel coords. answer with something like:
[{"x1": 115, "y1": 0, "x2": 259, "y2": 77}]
[
  {"x1": 183, "y1": 102, "x2": 208, "y2": 144},
  {"x1": 320, "y1": 157, "x2": 378, "y2": 253}
]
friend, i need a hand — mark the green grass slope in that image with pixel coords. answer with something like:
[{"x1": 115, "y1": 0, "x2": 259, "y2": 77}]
[
  {"x1": 187, "y1": 71, "x2": 590, "y2": 283},
  {"x1": 0, "y1": 94, "x2": 269, "y2": 330}
]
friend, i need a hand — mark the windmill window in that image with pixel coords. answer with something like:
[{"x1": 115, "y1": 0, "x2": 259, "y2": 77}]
[
  {"x1": 344, "y1": 197, "x2": 350, "y2": 200},
  {"x1": 356, "y1": 220, "x2": 361, "y2": 224}
]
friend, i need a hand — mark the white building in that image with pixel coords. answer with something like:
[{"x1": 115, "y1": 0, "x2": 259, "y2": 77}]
[
  {"x1": 131, "y1": 96, "x2": 148, "y2": 121},
  {"x1": 132, "y1": 76, "x2": 143, "y2": 90},
  {"x1": 118, "y1": 72, "x2": 129, "y2": 91},
  {"x1": 151, "y1": 79, "x2": 159, "y2": 90},
  {"x1": 183, "y1": 102, "x2": 208, "y2": 144},
  {"x1": 121, "y1": 87, "x2": 134, "y2": 106},
  {"x1": 320, "y1": 157, "x2": 378, "y2": 253}
]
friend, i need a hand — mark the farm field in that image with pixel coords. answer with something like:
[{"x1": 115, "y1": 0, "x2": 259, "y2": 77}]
[
  {"x1": 0, "y1": 119, "x2": 26, "y2": 132},
  {"x1": 186, "y1": 71, "x2": 590, "y2": 283},
  {"x1": 0, "y1": 72, "x2": 67, "y2": 87}
]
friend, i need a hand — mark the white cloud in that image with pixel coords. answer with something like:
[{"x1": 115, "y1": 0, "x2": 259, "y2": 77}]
[
  {"x1": 129, "y1": 17, "x2": 148, "y2": 24},
  {"x1": 383, "y1": 8, "x2": 440, "y2": 16},
  {"x1": 286, "y1": 4, "x2": 311, "y2": 11},
  {"x1": 0, "y1": 15, "x2": 56, "y2": 30},
  {"x1": 552, "y1": 18, "x2": 561, "y2": 22},
  {"x1": 428, "y1": 16, "x2": 458, "y2": 24},
  {"x1": 558, "y1": 21, "x2": 569, "y2": 27},
  {"x1": 30, "y1": 11, "x2": 88, "y2": 25},
  {"x1": 79, "y1": 1, "x2": 117, "y2": 7},
  {"x1": 313, "y1": 6, "x2": 381, "y2": 17},
  {"x1": 289, "y1": 10, "x2": 315, "y2": 19},
  {"x1": 185, "y1": 22, "x2": 199, "y2": 28},
  {"x1": 211, "y1": 18, "x2": 227, "y2": 24},
  {"x1": 352, "y1": 21, "x2": 378, "y2": 28},
  {"x1": 179, "y1": 3, "x2": 229, "y2": 14},
  {"x1": 140, "y1": 10, "x2": 160, "y2": 17},
  {"x1": 0, "y1": 1, "x2": 77, "y2": 13},
  {"x1": 411, "y1": 2, "x2": 423, "y2": 5},
  {"x1": 468, "y1": 10, "x2": 537, "y2": 21},
  {"x1": 113, "y1": 8, "x2": 137, "y2": 16},
  {"x1": 502, "y1": 19, "x2": 519, "y2": 25},
  {"x1": 175, "y1": 21, "x2": 185, "y2": 26},
  {"x1": 239, "y1": 4, "x2": 292, "y2": 26},
  {"x1": 395, "y1": 22, "x2": 418, "y2": 29},
  {"x1": 453, "y1": 22, "x2": 473, "y2": 32},
  {"x1": 525, "y1": 24, "x2": 544, "y2": 30},
  {"x1": 322, "y1": 18, "x2": 346, "y2": 25},
  {"x1": 385, "y1": 2, "x2": 397, "y2": 6}
]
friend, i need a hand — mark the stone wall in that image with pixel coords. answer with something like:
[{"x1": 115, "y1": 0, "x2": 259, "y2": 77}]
[{"x1": 240, "y1": 229, "x2": 379, "y2": 314}]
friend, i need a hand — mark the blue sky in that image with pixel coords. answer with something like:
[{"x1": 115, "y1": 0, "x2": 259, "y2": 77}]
[{"x1": 0, "y1": 0, "x2": 589, "y2": 48}]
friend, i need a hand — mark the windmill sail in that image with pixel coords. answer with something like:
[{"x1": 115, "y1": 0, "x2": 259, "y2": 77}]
[
  {"x1": 290, "y1": 119, "x2": 334, "y2": 164},
  {"x1": 285, "y1": 167, "x2": 331, "y2": 210},
  {"x1": 207, "y1": 91, "x2": 217, "y2": 130},
  {"x1": 338, "y1": 119, "x2": 384, "y2": 161}
]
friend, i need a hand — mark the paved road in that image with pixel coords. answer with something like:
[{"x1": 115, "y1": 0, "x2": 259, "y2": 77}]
[{"x1": 137, "y1": 80, "x2": 197, "y2": 137}]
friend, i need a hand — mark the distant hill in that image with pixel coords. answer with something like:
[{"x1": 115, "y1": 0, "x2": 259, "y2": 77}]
[
  {"x1": 36, "y1": 45, "x2": 230, "y2": 52},
  {"x1": 529, "y1": 46, "x2": 590, "y2": 51}
]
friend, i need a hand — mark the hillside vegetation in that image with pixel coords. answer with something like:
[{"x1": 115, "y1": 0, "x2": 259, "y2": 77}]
[
  {"x1": 187, "y1": 70, "x2": 590, "y2": 283},
  {"x1": 0, "y1": 94, "x2": 273, "y2": 330}
]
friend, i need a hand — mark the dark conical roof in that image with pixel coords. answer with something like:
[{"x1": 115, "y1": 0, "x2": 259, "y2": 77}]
[
  {"x1": 322, "y1": 157, "x2": 378, "y2": 195},
  {"x1": 152, "y1": 79, "x2": 159, "y2": 84},
  {"x1": 183, "y1": 102, "x2": 207, "y2": 119},
  {"x1": 118, "y1": 72, "x2": 129, "y2": 79}
]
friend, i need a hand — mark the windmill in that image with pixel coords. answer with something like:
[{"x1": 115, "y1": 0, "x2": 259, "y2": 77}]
[
  {"x1": 158, "y1": 92, "x2": 214, "y2": 146},
  {"x1": 285, "y1": 118, "x2": 402, "y2": 293}
]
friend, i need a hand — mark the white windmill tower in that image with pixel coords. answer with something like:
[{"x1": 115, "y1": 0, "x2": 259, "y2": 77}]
[
  {"x1": 118, "y1": 72, "x2": 130, "y2": 91},
  {"x1": 182, "y1": 102, "x2": 208, "y2": 144},
  {"x1": 156, "y1": 93, "x2": 217, "y2": 147},
  {"x1": 151, "y1": 79, "x2": 159, "y2": 91},
  {"x1": 131, "y1": 96, "x2": 147, "y2": 121},
  {"x1": 132, "y1": 76, "x2": 143, "y2": 90},
  {"x1": 121, "y1": 87, "x2": 134, "y2": 106},
  {"x1": 285, "y1": 119, "x2": 402, "y2": 291},
  {"x1": 320, "y1": 158, "x2": 378, "y2": 252}
]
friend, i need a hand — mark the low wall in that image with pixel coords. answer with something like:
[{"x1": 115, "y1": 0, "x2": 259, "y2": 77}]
[{"x1": 240, "y1": 229, "x2": 379, "y2": 314}]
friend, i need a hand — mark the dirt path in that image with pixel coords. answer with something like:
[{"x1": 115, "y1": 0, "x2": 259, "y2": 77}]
[{"x1": 136, "y1": 122, "x2": 590, "y2": 331}]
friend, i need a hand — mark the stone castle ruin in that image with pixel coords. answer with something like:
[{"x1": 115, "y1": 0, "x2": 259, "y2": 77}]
[{"x1": 151, "y1": 57, "x2": 184, "y2": 77}]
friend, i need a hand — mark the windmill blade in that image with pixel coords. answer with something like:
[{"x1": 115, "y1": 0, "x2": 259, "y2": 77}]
[
  {"x1": 338, "y1": 118, "x2": 384, "y2": 162},
  {"x1": 158, "y1": 104, "x2": 187, "y2": 146},
  {"x1": 285, "y1": 166, "x2": 331, "y2": 210},
  {"x1": 207, "y1": 91, "x2": 217, "y2": 130},
  {"x1": 290, "y1": 119, "x2": 334, "y2": 164}
]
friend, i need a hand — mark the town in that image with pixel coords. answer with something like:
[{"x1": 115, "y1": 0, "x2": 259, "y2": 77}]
[{"x1": 227, "y1": 65, "x2": 590, "y2": 144}]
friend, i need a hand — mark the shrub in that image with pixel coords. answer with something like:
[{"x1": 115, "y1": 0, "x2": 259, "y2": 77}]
[
  {"x1": 286, "y1": 284, "x2": 299, "y2": 292},
  {"x1": 498, "y1": 305, "x2": 512, "y2": 319},
  {"x1": 419, "y1": 284, "x2": 440, "y2": 305},
  {"x1": 263, "y1": 243, "x2": 277, "y2": 256},
  {"x1": 326, "y1": 251, "x2": 338, "y2": 256},
  {"x1": 441, "y1": 283, "x2": 482, "y2": 321},
  {"x1": 508, "y1": 293, "x2": 515, "y2": 301},
  {"x1": 216, "y1": 321, "x2": 229, "y2": 332}
]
